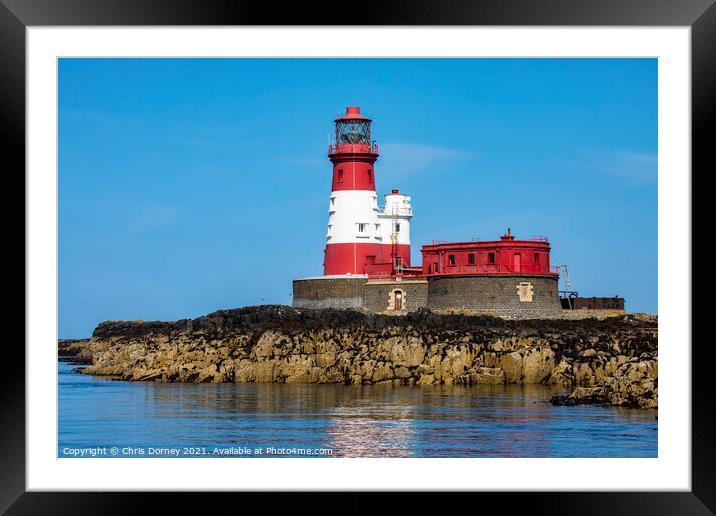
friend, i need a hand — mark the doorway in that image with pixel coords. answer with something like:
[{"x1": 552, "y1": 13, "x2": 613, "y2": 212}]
[
  {"x1": 513, "y1": 253, "x2": 521, "y2": 273},
  {"x1": 390, "y1": 288, "x2": 405, "y2": 311},
  {"x1": 395, "y1": 290, "x2": 403, "y2": 310}
]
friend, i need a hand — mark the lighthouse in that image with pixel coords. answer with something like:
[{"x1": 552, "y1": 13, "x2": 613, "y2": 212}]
[
  {"x1": 323, "y1": 107, "x2": 413, "y2": 276},
  {"x1": 294, "y1": 106, "x2": 566, "y2": 317}
]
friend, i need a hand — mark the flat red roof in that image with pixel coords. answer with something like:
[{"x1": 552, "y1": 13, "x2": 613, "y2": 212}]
[{"x1": 421, "y1": 239, "x2": 550, "y2": 251}]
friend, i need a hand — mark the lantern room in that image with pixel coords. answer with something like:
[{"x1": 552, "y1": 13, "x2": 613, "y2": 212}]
[
  {"x1": 329, "y1": 106, "x2": 378, "y2": 157},
  {"x1": 336, "y1": 107, "x2": 371, "y2": 143}
]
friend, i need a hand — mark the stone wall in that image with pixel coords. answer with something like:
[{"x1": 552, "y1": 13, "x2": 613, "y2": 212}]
[
  {"x1": 427, "y1": 274, "x2": 562, "y2": 318},
  {"x1": 292, "y1": 277, "x2": 367, "y2": 309},
  {"x1": 364, "y1": 279, "x2": 429, "y2": 312},
  {"x1": 295, "y1": 274, "x2": 594, "y2": 319}
]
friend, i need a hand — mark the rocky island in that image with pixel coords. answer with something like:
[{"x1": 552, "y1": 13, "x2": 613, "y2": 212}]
[{"x1": 58, "y1": 305, "x2": 658, "y2": 409}]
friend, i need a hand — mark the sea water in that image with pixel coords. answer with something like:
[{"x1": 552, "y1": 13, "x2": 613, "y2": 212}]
[{"x1": 58, "y1": 360, "x2": 657, "y2": 458}]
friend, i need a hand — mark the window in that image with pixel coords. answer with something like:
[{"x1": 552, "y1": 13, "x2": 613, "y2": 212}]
[
  {"x1": 375, "y1": 223, "x2": 380, "y2": 232},
  {"x1": 488, "y1": 252, "x2": 495, "y2": 264},
  {"x1": 329, "y1": 197, "x2": 335, "y2": 210},
  {"x1": 394, "y1": 223, "x2": 400, "y2": 233},
  {"x1": 434, "y1": 262, "x2": 439, "y2": 273},
  {"x1": 367, "y1": 169, "x2": 373, "y2": 182},
  {"x1": 337, "y1": 169, "x2": 344, "y2": 182},
  {"x1": 534, "y1": 253, "x2": 539, "y2": 264},
  {"x1": 358, "y1": 223, "x2": 367, "y2": 233},
  {"x1": 428, "y1": 264, "x2": 432, "y2": 274},
  {"x1": 448, "y1": 254, "x2": 456, "y2": 266},
  {"x1": 468, "y1": 253, "x2": 475, "y2": 265}
]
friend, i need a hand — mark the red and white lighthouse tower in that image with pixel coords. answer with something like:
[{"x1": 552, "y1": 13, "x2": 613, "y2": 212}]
[{"x1": 323, "y1": 107, "x2": 413, "y2": 276}]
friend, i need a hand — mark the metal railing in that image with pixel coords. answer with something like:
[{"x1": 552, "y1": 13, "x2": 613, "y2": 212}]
[
  {"x1": 382, "y1": 206, "x2": 413, "y2": 216},
  {"x1": 328, "y1": 142, "x2": 378, "y2": 155},
  {"x1": 428, "y1": 236, "x2": 550, "y2": 245}
]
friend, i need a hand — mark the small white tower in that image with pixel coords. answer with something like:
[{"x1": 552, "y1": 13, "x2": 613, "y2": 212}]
[{"x1": 378, "y1": 189, "x2": 413, "y2": 271}]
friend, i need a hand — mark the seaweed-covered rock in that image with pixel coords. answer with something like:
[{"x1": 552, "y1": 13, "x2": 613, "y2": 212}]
[{"x1": 551, "y1": 359, "x2": 658, "y2": 409}]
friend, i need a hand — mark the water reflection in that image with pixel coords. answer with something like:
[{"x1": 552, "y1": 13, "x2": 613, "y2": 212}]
[
  {"x1": 58, "y1": 361, "x2": 657, "y2": 458},
  {"x1": 326, "y1": 401, "x2": 416, "y2": 457}
]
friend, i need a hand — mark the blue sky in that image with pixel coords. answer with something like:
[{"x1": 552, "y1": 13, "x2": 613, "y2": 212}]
[{"x1": 59, "y1": 58, "x2": 657, "y2": 337}]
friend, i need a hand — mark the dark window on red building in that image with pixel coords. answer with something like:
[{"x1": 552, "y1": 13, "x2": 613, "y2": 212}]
[
  {"x1": 367, "y1": 169, "x2": 373, "y2": 182},
  {"x1": 468, "y1": 253, "x2": 475, "y2": 265},
  {"x1": 434, "y1": 262, "x2": 439, "y2": 273},
  {"x1": 338, "y1": 169, "x2": 344, "y2": 182},
  {"x1": 534, "y1": 253, "x2": 539, "y2": 264},
  {"x1": 488, "y1": 252, "x2": 495, "y2": 264},
  {"x1": 448, "y1": 254, "x2": 455, "y2": 266}
]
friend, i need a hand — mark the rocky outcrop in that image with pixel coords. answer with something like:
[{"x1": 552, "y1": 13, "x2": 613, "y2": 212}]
[
  {"x1": 550, "y1": 359, "x2": 658, "y2": 408},
  {"x1": 58, "y1": 305, "x2": 657, "y2": 408}
]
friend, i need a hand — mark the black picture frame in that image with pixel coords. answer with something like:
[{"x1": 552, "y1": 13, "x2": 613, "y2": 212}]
[{"x1": 3, "y1": 0, "x2": 710, "y2": 513}]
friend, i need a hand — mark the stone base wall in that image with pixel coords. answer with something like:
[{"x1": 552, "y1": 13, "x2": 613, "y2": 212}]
[
  {"x1": 292, "y1": 277, "x2": 367, "y2": 309},
  {"x1": 294, "y1": 274, "x2": 564, "y2": 318},
  {"x1": 363, "y1": 279, "x2": 429, "y2": 312},
  {"x1": 427, "y1": 274, "x2": 562, "y2": 317}
]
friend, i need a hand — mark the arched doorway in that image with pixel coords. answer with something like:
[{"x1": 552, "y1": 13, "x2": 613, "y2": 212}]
[{"x1": 389, "y1": 288, "x2": 405, "y2": 311}]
